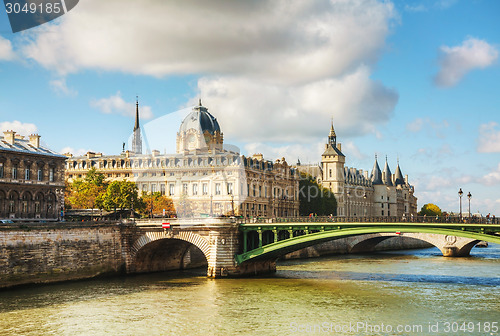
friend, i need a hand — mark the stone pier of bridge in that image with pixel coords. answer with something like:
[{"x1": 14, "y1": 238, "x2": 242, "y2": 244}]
[{"x1": 123, "y1": 218, "x2": 275, "y2": 278}]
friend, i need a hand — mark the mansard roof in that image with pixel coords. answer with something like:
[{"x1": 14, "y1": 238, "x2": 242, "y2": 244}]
[{"x1": 322, "y1": 144, "x2": 344, "y2": 157}]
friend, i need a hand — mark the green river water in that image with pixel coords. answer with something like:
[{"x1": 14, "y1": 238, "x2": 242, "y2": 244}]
[{"x1": 0, "y1": 245, "x2": 499, "y2": 336}]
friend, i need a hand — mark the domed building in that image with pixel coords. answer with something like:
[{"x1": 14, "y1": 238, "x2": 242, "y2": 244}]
[
  {"x1": 66, "y1": 100, "x2": 299, "y2": 218},
  {"x1": 176, "y1": 100, "x2": 223, "y2": 153}
]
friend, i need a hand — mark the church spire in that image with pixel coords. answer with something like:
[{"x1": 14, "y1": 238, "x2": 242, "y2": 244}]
[
  {"x1": 132, "y1": 96, "x2": 142, "y2": 154},
  {"x1": 134, "y1": 96, "x2": 140, "y2": 131}
]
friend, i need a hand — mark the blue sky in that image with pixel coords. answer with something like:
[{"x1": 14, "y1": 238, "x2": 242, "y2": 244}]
[{"x1": 0, "y1": 0, "x2": 499, "y2": 215}]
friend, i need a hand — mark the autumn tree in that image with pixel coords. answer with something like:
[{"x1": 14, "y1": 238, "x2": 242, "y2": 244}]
[
  {"x1": 418, "y1": 203, "x2": 442, "y2": 216},
  {"x1": 140, "y1": 192, "x2": 175, "y2": 218},
  {"x1": 67, "y1": 167, "x2": 107, "y2": 219}
]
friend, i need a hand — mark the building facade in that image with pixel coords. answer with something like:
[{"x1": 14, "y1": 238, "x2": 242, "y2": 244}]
[
  {"x1": 296, "y1": 123, "x2": 418, "y2": 217},
  {"x1": 0, "y1": 131, "x2": 66, "y2": 221},
  {"x1": 66, "y1": 101, "x2": 299, "y2": 217}
]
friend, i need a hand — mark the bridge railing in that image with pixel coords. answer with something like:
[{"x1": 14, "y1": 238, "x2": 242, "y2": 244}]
[{"x1": 246, "y1": 216, "x2": 498, "y2": 225}]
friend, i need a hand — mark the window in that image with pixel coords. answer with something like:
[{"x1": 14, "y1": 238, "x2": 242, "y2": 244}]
[
  {"x1": 183, "y1": 183, "x2": 188, "y2": 194},
  {"x1": 381, "y1": 210, "x2": 384, "y2": 216},
  {"x1": 169, "y1": 184, "x2": 175, "y2": 196},
  {"x1": 151, "y1": 184, "x2": 157, "y2": 193},
  {"x1": 25, "y1": 168, "x2": 30, "y2": 180},
  {"x1": 202, "y1": 183, "x2": 208, "y2": 195},
  {"x1": 247, "y1": 183, "x2": 250, "y2": 196},
  {"x1": 227, "y1": 183, "x2": 233, "y2": 195},
  {"x1": 329, "y1": 169, "x2": 332, "y2": 178},
  {"x1": 12, "y1": 167, "x2": 17, "y2": 179},
  {"x1": 381, "y1": 203, "x2": 384, "y2": 208},
  {"x1": 49, "y1": 168, "x2": 54, "y2": 182},
  {"x1": 142, "y1": 184, "x2": 148, "y2": 193},
  {"x1": 215, "y1": 183, "x2": 221, "y2": 195},
  {"x1": 0, "y1": 163, "x2": 3, "y2": 178},
  {"x1": 160, "y1": 184, "x2": 166, "y2": 196},
  {"x1": 388, "y1": 197, "x2": 390, "y2": 201},
  {"x1": 37, "y1": 169, "x2": 43, "y2": 181},
  {"x1": 259, "y1": 186, "x2": 262, "y2": 197},
  {"x1": 193, "y1": 184, "x2": 198, "y2": 195}
]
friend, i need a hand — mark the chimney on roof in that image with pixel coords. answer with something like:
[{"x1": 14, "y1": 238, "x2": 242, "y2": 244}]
[
  {"x1": 3, "y1": 130, "x2": 15, "y2": 145},
  {"x1": 29, "y1": 134, "x2": 41, "y2": 148}
]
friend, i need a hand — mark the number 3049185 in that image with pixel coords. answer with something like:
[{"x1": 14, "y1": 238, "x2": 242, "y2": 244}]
[{"x1": 5, "y1": 2, "x2": 62, "y2": 15}]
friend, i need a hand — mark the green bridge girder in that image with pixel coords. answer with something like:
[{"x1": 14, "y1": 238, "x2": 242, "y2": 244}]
[{"x1": 235, "y1": 222, "x2": 500, "y2": 264}]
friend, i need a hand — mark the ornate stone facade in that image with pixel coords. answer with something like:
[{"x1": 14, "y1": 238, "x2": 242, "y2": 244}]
[
  {"x1": 66, "y1": 101, "x2": 299, "y2": 217},
  {"x1": 296, "y1": 123, "x2": 418, "y2": 217},
  {"x1": 0, "y1": 131, "x2": 66, "y2": 221}
]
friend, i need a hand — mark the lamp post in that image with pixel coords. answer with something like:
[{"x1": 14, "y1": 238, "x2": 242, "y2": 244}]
[
  {"x1": 458, "y1": 188, "x2": 463, "y2": 219},
  {"x1": 210, "y1": 194, "x2": 213, "y2": 217},
  {"x1": 230, "y1": 193, "x2": 235, "y2": 216},
  {"x1": 467, "y1": 192, "x2": 472, "y2": 218}
]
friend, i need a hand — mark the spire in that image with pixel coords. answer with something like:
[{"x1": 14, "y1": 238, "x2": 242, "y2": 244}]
[
  {"x1": 370, "y1": 155, "x2": 383, "y2": 185},
  {"x1": 134, "y1": 96, "x2": 140, "y2": 131},
  {"x1": 132, "y1": 96, "x2": 143, "y2": 154},
  {"x1": 394, "y1": 161, "x2": 405, "y2": 186},
  {"x1": 328, "y1": 119, "x2": 337, "y2": 146},
  {"x1": 383, "y1": 157, "x2": 393, "y2": 186}
]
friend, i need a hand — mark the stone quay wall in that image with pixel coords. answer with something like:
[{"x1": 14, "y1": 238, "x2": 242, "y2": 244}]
[{"x1": 0, "y1": 223, "x2": 125, "y2": 289}]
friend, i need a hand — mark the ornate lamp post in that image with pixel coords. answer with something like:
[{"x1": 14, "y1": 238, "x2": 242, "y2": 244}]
[
  {"x1": 467, "y1": 192, "x2": 472, "y2": 218},
  {"x1": 458, "y1": 188, "x2": 463, "y2": 219}
]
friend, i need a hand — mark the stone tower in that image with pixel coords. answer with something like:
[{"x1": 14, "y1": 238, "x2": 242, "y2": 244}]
[{"x1": 321, "y1": 122, "x2": 345, "y2": 215}]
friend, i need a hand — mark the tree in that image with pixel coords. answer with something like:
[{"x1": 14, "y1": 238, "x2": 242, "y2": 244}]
[
  {"x1": 176, "y1": 192, "x2": 194, "y2": 218},
  {"x1": 298, "y1": 173, "x2": 337, "y2": 216},
  {"x1": 101, "y1": 180, "x2": 142, "y2": 218},
  {"x1": 418, "y1": 203, "x2": 442, "y2": 216},
  {"x1": 66, "y1": 168, "x2": 107, "y2": 219},
  {"x1": 140, "y1": 192, "x2": 175, "y2": 217}
]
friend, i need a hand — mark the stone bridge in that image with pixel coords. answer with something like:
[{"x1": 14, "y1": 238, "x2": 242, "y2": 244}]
[{"x1": 124, "y1": 217, "x2": 500, "y2": 278}]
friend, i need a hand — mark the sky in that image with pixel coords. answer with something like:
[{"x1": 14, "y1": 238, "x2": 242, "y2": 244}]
[{"x1": 0, "y1": 0, "x2": 499, "y2": 215}]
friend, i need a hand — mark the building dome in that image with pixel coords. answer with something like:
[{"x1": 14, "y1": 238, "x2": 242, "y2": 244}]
[{"x1": 179, "y1": 99, "x2": 221, "y2": 135}]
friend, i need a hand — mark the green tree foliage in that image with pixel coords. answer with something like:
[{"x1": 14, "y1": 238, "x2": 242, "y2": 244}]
[
  {"x1": 140, "y1": 192, "x2": 175, "y2": 217},
  {"x1": 67, "y1": 167, "x2": 107, "y2": 210},
  {"x1": 418, "y1": 203, "x2": 442, "y2": 216},
  {"x1": 102, "y1": 180, "x2": 143, "y2": 216},
  {"x1": 298, "y1": 173, "x2": 337, "y2": 216}
]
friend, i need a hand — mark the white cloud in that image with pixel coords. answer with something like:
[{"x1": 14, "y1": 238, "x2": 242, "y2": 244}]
[
  {"x1": 90, "y1": 91, "x2": 153, "y2": 119},
  {"x1": 478, "y1": 122, "x2": 500, "y2": 153},
  {"x1": 0, "y1": 35, "x2": 15, "y2": 61},
  {"x1": 406, "y1": 117, "x2": 449, "y2": 138},
  {"x1": 0, "y1": 120, "x2": 38, "y2": 136},
  {"x1": 243, "y1": 141, "x2": 325, "y2": 164},
  {"x1": 50, "y1": 78, "x2": 77, "y2": 96},
  {"x1": 60, "y1": 147, "x2": 90, "y2": 156},
  {"x1": 483, "y1": 163, "x2": 500, "y2": 185},
  {"x1": 21, "y1": 0, "x2": 395, "y2": 84},
  {"x1": 404, "y1": 4, "x2": 427, "y2": 12},
  {"x1": 434, "y1": 37, "x2": 498, "y2": 87},
  {"x1": 193, "y1": 66, "x2": 398, "y2": 143}
]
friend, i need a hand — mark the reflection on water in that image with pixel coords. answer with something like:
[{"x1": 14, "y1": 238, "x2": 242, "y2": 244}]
[{"x1": 0, "y1": 245, "x2": 499, "y2": 336}]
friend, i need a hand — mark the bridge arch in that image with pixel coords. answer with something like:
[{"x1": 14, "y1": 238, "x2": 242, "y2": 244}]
[
  {"x1": 236, "y1": 227, "x2": 500, "y2": 264},
  {"x1": 347, "y1": 232, "x2": 481, "y2": 257},
  {"x1": 129, "y1": 231, "x2": 210, "y2": 273}
]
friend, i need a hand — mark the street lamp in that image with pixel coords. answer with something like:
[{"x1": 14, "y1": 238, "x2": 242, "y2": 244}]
[
  {"x1": 467, "y1": 192, "x2": 472, "y2": 218},
  {"x1": 458, "y1": 188, "x2": 463, "y2": 219}
]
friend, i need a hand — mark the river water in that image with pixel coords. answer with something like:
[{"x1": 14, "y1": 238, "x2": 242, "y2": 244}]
[{"x1": 0, "y1": 245, "x2": 499, "y2": 336}]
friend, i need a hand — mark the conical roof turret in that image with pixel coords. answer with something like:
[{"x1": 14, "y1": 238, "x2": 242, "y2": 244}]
[
  {"x1": 394, "y1": 161, "x2": 405, "y2": 186},
  {"x1": 383, "y1": 157, "x2": 393, "y2": 186},
  {"x1": 370, "y1": 156, "x2": 383, "y2": 185}
]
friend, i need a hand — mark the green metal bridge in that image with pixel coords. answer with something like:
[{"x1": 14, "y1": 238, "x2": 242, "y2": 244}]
[{"x1": 235, "y1": 217, "x2": 500, "y2": 264}]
